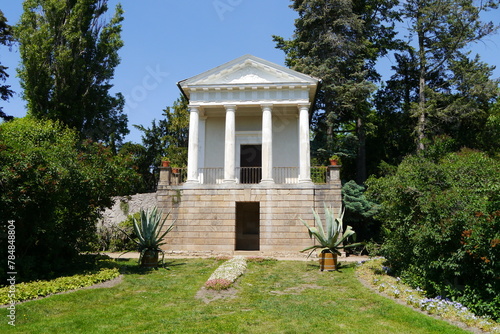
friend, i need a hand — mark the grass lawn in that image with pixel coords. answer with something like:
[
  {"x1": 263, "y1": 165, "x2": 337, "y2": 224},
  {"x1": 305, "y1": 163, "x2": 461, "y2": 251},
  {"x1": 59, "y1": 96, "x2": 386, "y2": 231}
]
[{"x1": 3, "y1": 258, "x2": 469, "y2": 334}]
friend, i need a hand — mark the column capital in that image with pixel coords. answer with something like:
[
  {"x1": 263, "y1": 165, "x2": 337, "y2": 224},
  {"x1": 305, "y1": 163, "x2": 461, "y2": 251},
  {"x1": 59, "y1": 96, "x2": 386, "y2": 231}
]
[
  {"x1": 189, "y1": 105, "x2": 205, "y2": 117},
  {"x1": 224, "y1": 104, "x2": 237, "y2": 111},
  {"x1": 297, "y1": 102, "x2": 311, "y2": 110},
  {"x1": 260, "y1": 103, "x2": 273, "y2": 110},
  {"x1": 188, "y1": 104, "x2": 201, "y2": 111}
]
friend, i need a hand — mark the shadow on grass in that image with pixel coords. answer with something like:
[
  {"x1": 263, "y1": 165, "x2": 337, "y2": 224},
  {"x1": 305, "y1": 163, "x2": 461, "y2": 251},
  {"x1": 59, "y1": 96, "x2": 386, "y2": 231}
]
[
  {"x1": 305, "y1": 261, "x2": 357, "y2": 273},
  {"x1": 118, "y1": 260, "x2": 187, "y2": 275}
]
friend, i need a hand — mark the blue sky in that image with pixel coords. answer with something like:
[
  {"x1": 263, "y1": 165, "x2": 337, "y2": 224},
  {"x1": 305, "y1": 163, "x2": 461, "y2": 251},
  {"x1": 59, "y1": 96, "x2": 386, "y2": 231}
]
[{"x1": 1, "y1": 0, "x2": 499, "y2": 144}]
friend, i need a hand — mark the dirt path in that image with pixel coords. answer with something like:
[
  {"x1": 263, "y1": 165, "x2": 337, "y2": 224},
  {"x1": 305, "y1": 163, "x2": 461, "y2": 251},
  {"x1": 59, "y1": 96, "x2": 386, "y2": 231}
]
[{"x1": 103, "y1": 251, "x2": 369, "y2": 263}]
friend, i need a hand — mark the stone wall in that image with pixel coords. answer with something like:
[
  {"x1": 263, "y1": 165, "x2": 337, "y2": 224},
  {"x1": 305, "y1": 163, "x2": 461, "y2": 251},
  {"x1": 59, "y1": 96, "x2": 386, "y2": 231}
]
[
  {"x1": 98, "y1": 192, "x2": 158, "y2": 228},
  {"x1": 157, "y1": 184, "x2": 341, "y2": 258},
  {"x1": 99, "y1": 167, "x2": 343, "y2": 258}
]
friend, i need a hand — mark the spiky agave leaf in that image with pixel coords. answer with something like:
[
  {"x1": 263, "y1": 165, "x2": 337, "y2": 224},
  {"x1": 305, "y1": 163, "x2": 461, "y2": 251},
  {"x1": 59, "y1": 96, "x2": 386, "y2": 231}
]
[
  {"x1": 311, "y1": 209, "x2": 327, "y2": 245},
  {"x1": 132, "y1": 212, "x2": 145, "y2": 245},
  {"x1": 154, "y1": 211, "x2": 175, "y2": 248},
  {"x1": 324, "y1": 204, "x2": 335, "y2": 245},
  {"x1": 300, "y1": 203, "x2": 363, "y2": 255},
  {"x1": 129, "y1": 206, "x2": 175, "y2": 251},
  {"x1": 337, "y1": 225, "x2": 365, "y2": 250}
]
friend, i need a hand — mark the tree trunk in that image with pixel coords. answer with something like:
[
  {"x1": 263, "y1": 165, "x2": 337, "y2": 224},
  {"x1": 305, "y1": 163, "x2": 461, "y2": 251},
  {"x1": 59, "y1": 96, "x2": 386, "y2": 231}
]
[
  {"x1": 416, "y1": 8, "x2": 426, "y2": 152},
  {"x1": 356, "y1": 117, "x2": 366, "y2": 184}
]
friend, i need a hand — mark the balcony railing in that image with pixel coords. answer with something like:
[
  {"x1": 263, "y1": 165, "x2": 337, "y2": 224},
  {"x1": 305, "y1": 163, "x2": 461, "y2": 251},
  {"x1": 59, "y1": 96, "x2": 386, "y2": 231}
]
[
  {"x1": 237, "y1": 167, "x2": 262, "y2": 184},
  {"x1": 199, "y1": 167, "x2": 224, "y2": 184},
  {"x1": 311, "y1": 166, "x2": 328, "y2": 184},
  {"x1": 164, "y1": 166, "x2": 329, "y2": 185}
]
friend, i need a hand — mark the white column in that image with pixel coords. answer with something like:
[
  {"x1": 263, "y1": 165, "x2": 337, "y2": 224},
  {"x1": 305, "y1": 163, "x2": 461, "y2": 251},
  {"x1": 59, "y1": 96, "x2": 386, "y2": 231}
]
[
  {"x1": 261, "y1": 103, "x2": 274, "y2": 183},
  {"x1": 298, "y1": 103, "x2": 312, "y2": 183},
  {"x1": 186, "y1": 105, "x2": 200, "y2": 183},
  {"x1": 198, "y1": 116, "x2": 207, "y2": 183},
  {"x1": 223, "y1": 105, "x2": 237, "y2": 183}
]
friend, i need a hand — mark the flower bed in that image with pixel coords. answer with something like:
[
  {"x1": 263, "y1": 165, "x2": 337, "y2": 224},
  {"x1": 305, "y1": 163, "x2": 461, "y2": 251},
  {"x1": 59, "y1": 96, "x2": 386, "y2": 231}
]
[
  {"x1": 357, "y1": 258, "x2": 500, "y2": 333},
  {"x1": 204, "y1": 256, "x2": 247, "y2": 291},
  {"x1": 0, "y1": 268, "x2": 120, "y2": 305}
]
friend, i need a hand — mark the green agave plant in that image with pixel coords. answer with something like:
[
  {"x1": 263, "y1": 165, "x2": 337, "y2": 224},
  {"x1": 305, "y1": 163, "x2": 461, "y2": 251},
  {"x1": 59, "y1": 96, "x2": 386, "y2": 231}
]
[
  {"x1": 120, "y1": 207, "x2": 175, "y2": 264},
  {"x1": 300, "y1": 203, "x2": 364, "y2": 256}
]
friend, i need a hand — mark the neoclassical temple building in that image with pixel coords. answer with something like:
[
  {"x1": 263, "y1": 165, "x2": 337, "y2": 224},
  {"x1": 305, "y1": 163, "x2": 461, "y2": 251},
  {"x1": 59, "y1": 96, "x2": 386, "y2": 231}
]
[{"x1": 157, "y1": 55, "x2": 341, "y2": 257}]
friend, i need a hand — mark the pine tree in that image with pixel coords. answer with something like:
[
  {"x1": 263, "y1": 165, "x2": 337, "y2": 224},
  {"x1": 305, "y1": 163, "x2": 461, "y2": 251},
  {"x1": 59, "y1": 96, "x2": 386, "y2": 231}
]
[
  {"x1": 273, "y1": 0, "x2": 398, "y2": 183},
  {"x1": 402, "y1": 0, "x2": 499, "y2": 150},
  {"x1": 342, "y1": 180, "x2": 379, "y2": 241}
]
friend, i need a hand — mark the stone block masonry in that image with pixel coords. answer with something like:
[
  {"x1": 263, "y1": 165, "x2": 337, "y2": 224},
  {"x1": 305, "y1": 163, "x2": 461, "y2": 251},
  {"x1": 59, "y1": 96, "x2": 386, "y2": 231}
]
[{"x1": 156, "y1": 184, "x2": 341, "y2": 258}]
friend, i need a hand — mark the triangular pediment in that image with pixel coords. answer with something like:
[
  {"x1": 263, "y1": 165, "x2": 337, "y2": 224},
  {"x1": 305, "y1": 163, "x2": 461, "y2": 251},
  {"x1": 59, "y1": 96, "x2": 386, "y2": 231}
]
[{"x1": 179, "y1": 55, "x2": 318, "y2": 87}]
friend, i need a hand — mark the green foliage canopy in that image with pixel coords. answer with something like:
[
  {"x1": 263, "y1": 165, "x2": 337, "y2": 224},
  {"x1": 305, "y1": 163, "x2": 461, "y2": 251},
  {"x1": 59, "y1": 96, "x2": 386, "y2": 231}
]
[
  {"x1": 0, "y1": 9, "x2": 14, "y2": 121},
  {"x1": 379, "y1": 0, "x2": 499, "y2": 151},
  {"x1": 15, "y1": 0, "x2": 127, "y2": 143},
  {"x1": 0, "y1": 117, "x2": 138, "y2": 281},
  {"x1": 273, "y1": 0, "x2": 399, "y2": 182},
  {"x1": 162, "y1": 95, "x2": 189, "y2": 167},
  {"x1": 132, "y1": 94, "x2": 189, "y2": 190},
  {"x1": 366, "y1": 149, "x2": 500, "y2": 319}
]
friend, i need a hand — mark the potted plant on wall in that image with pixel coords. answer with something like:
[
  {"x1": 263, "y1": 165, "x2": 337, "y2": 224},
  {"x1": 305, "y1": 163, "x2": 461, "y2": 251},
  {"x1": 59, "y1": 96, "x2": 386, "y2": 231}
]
[
  {"x1": 300, "y1": 203, "x2": 363, "y2": 271},
  {"x1": 329, "y1": 154, "x2": 341, "y2": 166},
  {"x1": 161, "y1": 158, "x2": 170, "y2": 168},
  {"x1": 122, "y1": 206, "x2": 175, "y2": 267}
]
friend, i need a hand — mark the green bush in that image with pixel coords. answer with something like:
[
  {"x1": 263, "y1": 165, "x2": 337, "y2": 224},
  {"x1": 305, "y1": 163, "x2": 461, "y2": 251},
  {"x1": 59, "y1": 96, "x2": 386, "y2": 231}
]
[
  {"x1": 0, "y1": 267, "x2": 120, "y2": 304},
  {"x1": 0, "y1": 117, "x2": 138, "y2": 282},
  {"x1": 366, "y1": 148, "x2": 500, "y2": 320},
  {"x1": 113, "y1": 212, "x2": 140, "y2": 251},
  {"x1": 96, "y1": 212, "x2": 140, "y2": 252}
]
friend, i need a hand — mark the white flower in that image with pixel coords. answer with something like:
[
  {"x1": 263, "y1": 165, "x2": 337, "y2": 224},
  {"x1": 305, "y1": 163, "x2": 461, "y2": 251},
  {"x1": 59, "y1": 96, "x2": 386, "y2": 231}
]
[{"x1": 208, "y1": 256, "x2": 247, "y2": 283}]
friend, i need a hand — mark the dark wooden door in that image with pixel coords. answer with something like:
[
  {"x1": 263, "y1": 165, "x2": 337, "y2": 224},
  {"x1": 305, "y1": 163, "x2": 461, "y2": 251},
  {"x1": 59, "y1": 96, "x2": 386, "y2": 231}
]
[
  {"x1": 235, "y1": 202, "x2": 260, "y2": 250},
  {"x1": 240, "y1": 144, "x2": 262, "y2": 183}
]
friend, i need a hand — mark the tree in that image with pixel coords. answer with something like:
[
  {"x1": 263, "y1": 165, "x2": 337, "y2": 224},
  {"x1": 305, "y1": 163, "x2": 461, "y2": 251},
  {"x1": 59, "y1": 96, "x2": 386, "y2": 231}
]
[
  {"x1": 134, "y1": 119, "x2": 166, "y2": 187},
  {"x1": 273, "y1": 0, "x2": 399, "y2": 183},
  {"x1": 342, "y1": 180, "x2": 380, "y2": 242},
  {"x1": 372, "y1": 51, "x2": 420, "y2": 166},
  {"x1": 477, "y1": 98, "x2": 500, "y2": 154},
  {"x1": 133, "y1": 94, "x2": 189, "y2": 191},
  {"x1": 162, "y1": 95, "x2": 189, "y2": 166},
  {"x1": 16, "y1": 0, "x2": 127, "y2": 143},
  {"x1": 0, "y1": 10, "x2": 14, "y2": 121},
  {"x1": 118, "y1": 142, "x2": 155, "y2": 193},
  {"x1": 401, "y1": 0, "x2": 499, "y2": 150},
  {"x1": 0, "y1": 117, "x2": 138, "y2": 281}
]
